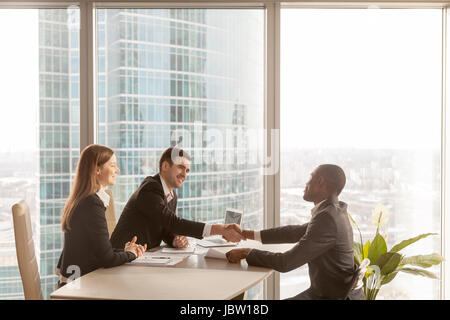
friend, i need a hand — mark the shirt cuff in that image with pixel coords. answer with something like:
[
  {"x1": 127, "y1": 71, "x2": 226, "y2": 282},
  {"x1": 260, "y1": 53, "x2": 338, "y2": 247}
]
[
  {"x1": 254, "y1": 231, "x2": 262, "y2": 242},
  {"x1": 202, "y1": 223, "x2": 212, "y2": 237}
]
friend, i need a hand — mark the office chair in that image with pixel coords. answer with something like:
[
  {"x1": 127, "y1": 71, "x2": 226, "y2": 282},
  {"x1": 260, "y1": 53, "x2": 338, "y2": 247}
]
[
  {"x1": 343, "y1": 258, "x2": 370, "y2": 300},
  {"x1": 11, "y1": 200, "x2": 43, "y2": 300},
  {"x1": 104, "y1": 189, "x2": 117, "y2": 238}
]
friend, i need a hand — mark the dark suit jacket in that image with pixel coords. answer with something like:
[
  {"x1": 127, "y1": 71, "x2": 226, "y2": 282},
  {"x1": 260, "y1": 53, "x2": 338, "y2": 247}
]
[
  {"x1": 57, "y1": 194, "x2": 136, "y2": 279},
  {"x1": 246, "y1": 197, "x2": 357, "y2": 299},
  {"x1": 110, "y1": 174, "x2": 205, "y2": 249}
]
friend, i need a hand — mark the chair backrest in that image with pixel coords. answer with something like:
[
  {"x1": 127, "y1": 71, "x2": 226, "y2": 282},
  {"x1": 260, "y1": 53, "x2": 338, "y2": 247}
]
[
  {"x1": 11, "y1": 200, "x2": 43, "y2": 300},
  {"x1": 342, "y1": 258, "x2": 370, "y2": 299},
  {"x1": 104, "y1": 189, "x2": 117, "y2": 238}
]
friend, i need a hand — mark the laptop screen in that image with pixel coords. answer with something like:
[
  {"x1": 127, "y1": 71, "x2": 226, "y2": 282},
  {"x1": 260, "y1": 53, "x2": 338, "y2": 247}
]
[{"x1": 224, "y1": 209, "x2": 243, "y2": 225}]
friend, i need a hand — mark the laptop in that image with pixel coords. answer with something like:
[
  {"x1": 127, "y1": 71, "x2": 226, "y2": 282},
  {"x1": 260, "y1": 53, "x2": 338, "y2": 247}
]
[{"x1": 197, "y1": 208, "x2": 243, "y2": 247}]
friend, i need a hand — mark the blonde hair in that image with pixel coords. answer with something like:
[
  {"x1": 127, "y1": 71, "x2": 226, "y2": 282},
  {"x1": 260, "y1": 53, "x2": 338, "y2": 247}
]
[{"x1": 61, "y1": 144, "x2": 114, "y2": 232}]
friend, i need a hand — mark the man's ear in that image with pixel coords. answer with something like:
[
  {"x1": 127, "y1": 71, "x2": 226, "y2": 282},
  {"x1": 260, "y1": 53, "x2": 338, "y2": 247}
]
[
  {"x1": 318, "y1": 176, "x2": 329, "y2": 192},
  {"x1": 317, "y1": 176, "x2": 325, "y2": 185},
  {"x1": 162, "y1": 161, "x2": 171, "y2": 171}
]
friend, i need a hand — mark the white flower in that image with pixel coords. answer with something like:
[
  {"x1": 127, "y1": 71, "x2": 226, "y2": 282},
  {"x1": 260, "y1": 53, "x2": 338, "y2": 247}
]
[{"x1": 371, "y1": 203, "x2": 389, "y2": 227}]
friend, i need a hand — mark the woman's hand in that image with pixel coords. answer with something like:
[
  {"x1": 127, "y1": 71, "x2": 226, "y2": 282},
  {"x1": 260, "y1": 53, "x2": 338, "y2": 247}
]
[{"x1": 125, "y1": 236, "x2": 147, "y2": 258}]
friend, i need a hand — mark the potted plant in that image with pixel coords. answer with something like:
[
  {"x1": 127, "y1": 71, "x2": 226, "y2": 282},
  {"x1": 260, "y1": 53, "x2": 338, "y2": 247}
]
[{"x1": 348, "y1": 203, "x2": 444, "y2": 300}]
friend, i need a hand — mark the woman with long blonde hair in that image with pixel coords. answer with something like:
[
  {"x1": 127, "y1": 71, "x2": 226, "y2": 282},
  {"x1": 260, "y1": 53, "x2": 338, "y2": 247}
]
[{"x1": 56, "y1": 144, "x2": 146, "y2": 288}]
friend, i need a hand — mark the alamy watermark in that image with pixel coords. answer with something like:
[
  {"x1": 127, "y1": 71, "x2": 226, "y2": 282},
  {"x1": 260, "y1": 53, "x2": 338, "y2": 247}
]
[
  {"x1": 66, "y1": 5, "x2": 80, "y2": 31},
  {"x1": 170, "y1": 125, "x2": 280, "y2": 176}
]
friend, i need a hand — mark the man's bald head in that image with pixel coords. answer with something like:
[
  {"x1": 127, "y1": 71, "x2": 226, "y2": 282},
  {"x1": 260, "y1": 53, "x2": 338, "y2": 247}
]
[{"x1": 316, "y1": 164, "x2": 346, "y2": 196}]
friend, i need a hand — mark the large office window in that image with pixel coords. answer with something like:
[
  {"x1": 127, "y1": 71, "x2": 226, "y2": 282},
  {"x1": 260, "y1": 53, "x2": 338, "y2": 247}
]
[
  {"x1": 95, "y1": 8, "x2": 264, "y2": 298},
  {"x1": 1, "y1": 2, "x2": 449, "y2": 301},
  {"x1": 0, "y1": 8, "x2": 80, "y2": 299},
  {"x1": 280, "y1": 9, "x2": 442, "y2": 299}
]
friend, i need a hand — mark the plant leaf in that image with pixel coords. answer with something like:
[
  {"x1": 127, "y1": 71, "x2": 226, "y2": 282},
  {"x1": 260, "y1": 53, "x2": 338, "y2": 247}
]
[
  {"x1": 381, "y1": 271, "x2": 399, "y2": 285},
  {"x1": 362, "y1": 240, "x2": 371, "y2": 261},
  {"x1": 354, "y1": 241, "x2": 362, "y2": 265},
  {"x1": 368, "y1": 233, "x2": 387, "y2": 266},
  {"x1": 375, "y1": 252, "x2": 402, "y2": 275},
  {"x1": 398, "y1": 267, "x2": 439, "y2": 279},
  {"x1": 401, "y1": 253, "x2": 445, "y2": 268},
  {"x1": 390, "y1": 233, "x2": 437, "y2": 253},
  {"x1": 348, "y1": 213, "x2": 358, "y2": 229}
]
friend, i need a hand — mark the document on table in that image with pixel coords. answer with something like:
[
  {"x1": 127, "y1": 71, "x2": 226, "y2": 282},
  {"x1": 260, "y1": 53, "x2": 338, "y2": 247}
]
[
  {"x1": 205, "y1": 248, "x2": 232, "y2": 260},
  {"x1": 127, "y1": 252, "x2": 184, "y2": 266},
  {"x1": 161, "y1": 246, "x2": 196, "y2": 254},
  {"x1": 197, "y1": 237, "x2": 238, "y2": 248}
]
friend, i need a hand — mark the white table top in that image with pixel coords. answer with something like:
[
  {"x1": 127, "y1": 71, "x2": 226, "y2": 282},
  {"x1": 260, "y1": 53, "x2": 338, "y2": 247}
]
[{"x1": 50, "y1": 240, "x2": 293, "y2": 300}]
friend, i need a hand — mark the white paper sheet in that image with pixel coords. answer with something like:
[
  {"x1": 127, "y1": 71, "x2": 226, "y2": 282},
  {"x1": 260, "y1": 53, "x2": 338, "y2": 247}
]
[
  {"x1": 126, "y1": 252, "x2": 185, "y2": 266},
  {"x1": 161, "y1": 246, "x2": 196, "y2": 254},
  {"x1": 205, "y1": 248, "x2": 231, "y2": 260}
]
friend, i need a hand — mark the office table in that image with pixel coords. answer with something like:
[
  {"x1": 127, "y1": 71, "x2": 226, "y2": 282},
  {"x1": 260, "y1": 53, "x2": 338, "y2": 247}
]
[{"x1": 50, "y1": 240, "x2": 293, "y2": 300}]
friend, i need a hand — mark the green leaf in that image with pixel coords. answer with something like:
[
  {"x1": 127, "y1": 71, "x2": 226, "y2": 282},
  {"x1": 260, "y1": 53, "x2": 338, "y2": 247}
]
[
  {"x1": 390, "y1": 233, "x2": 437, "y2": 253},
  {"x1": 398, "y1": 267, "x2": 439, "y2": 279},
  {"x1": 348, "y1": 213, "x2": 359, "y2": 229},
  {"x1": 362, "y1": 240, "x2": 371, "y2": 260},
  {"x1": 401, "y1": 253, "x2": 445, "y2": 268},
  {"x1": 375, "y1": 252, "x2": 402, "y2": 275},
  {"x1": 368, "y1": 233, "x2": 387, "y2": 266},
  {"x1": 354, "y1": 241, "x2": 362, "y2": 265},
  {"x1": 381, "y1": 271, "x2": 399, "y2": 285}
]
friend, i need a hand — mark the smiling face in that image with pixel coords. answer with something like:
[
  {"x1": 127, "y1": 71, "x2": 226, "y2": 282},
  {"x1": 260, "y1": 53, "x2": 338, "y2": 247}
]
[
  {"x1": 161, "y1": 156, "x2": 190, "y2": 190},
  {"x1": 97, "y1": 153, "x2": 120, "y2": 187}
]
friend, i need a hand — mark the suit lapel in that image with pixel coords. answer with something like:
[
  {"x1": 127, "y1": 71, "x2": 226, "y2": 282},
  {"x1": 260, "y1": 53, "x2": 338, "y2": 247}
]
[
  {"x1": 153, "y1": 174, "x2": 168, "y2": 204},
  {"x1": 155, "y1": 173, "x2": 178, "y2": 206}
]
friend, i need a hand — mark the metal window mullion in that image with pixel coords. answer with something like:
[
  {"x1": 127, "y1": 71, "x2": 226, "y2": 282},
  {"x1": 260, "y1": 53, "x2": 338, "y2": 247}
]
[
  {"x1": 442, "y1": 6, "x2": 449, "y2": 301},
  {"x1": 79, "y1": 0, "x2": 95, "y2": 150},
  {"x1": 264, "y1": 0, "x2": 280, "y2": 301}
]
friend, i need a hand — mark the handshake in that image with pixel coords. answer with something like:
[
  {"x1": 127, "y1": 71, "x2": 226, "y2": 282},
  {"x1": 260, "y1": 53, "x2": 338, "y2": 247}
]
[
  {"x1": 171, "y1": 224, "x2": 253, "y2": 249},
  {"x1": 211, "y1": 223, "x2": 251, "y2": 243},
  {"x1": 125, "y1": 225, "x2": 254, "y2": 264},
  {"x1": 214, "y1": 225, "x2": 254, "y2": 264}
]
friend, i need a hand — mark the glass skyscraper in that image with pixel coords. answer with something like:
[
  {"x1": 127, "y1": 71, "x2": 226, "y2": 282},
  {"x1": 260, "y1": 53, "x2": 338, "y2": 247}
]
[
  {"x1": 97, "y1": 9, "x2": 264, "y2": 233},
  {"x1": 0, "y1": 8, "x2": 263, "y2": 300},
  {"x1": 38, "y1": 9, "x2": 80, "y2": 298}
]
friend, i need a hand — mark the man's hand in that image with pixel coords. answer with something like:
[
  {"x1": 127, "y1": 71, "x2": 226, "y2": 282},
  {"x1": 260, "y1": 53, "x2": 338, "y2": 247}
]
[
  {"x1": 222, "y1": 224, "x2": 246, "y2": 242},
  {"x1": 125, "y1": 236, "x2": 147, "y2": 258},
  {"x1": 242, "y1": 229, "x2": 255, "y2": 240},
  {"x1": 172, "y1": 235, "x2": 189, "y2": 248},
  {"x1": 210, "y1": 224, "x2": 246, "y2": 242},
  {"x1": 226, "y1": 248, "x2": 252, "y2": 263}
]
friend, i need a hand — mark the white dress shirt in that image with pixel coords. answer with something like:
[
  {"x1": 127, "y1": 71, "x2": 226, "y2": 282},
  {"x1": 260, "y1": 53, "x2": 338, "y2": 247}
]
[
  {"x1": 96, "y1": 187, "x2": 110, "y2": 208},
  {"x1": 160, "y1": 175, "x2": 212, "y2": 237}
]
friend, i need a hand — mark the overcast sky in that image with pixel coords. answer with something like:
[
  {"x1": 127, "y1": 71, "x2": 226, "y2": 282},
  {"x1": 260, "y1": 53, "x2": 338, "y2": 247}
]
[{"x1": 0, "y1": 10, "x2": 39, "y2": 153}]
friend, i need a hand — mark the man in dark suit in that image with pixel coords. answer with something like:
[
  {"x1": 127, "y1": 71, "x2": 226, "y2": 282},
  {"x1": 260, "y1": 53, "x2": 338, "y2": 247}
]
[
  {"x1": 226, "y1": 164, "x2": 365, "y2": 300},
  {"x1": 110, "y1": 147, "x2": 244, "y2": 250}
]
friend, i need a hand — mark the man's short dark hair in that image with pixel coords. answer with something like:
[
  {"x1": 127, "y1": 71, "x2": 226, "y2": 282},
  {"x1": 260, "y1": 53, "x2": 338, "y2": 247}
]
[
  {"x1": 317, "y1": 164, "x2": 346, "y2": 196},
  {"x1": 159, "y1": 147, "x2": 192, "y2": 171}
]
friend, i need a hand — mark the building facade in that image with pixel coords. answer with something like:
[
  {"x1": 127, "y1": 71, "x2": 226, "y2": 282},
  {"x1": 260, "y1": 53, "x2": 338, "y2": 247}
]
[{"x1": 21, "y1": 8, "x2": 262, "y2": 299}]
